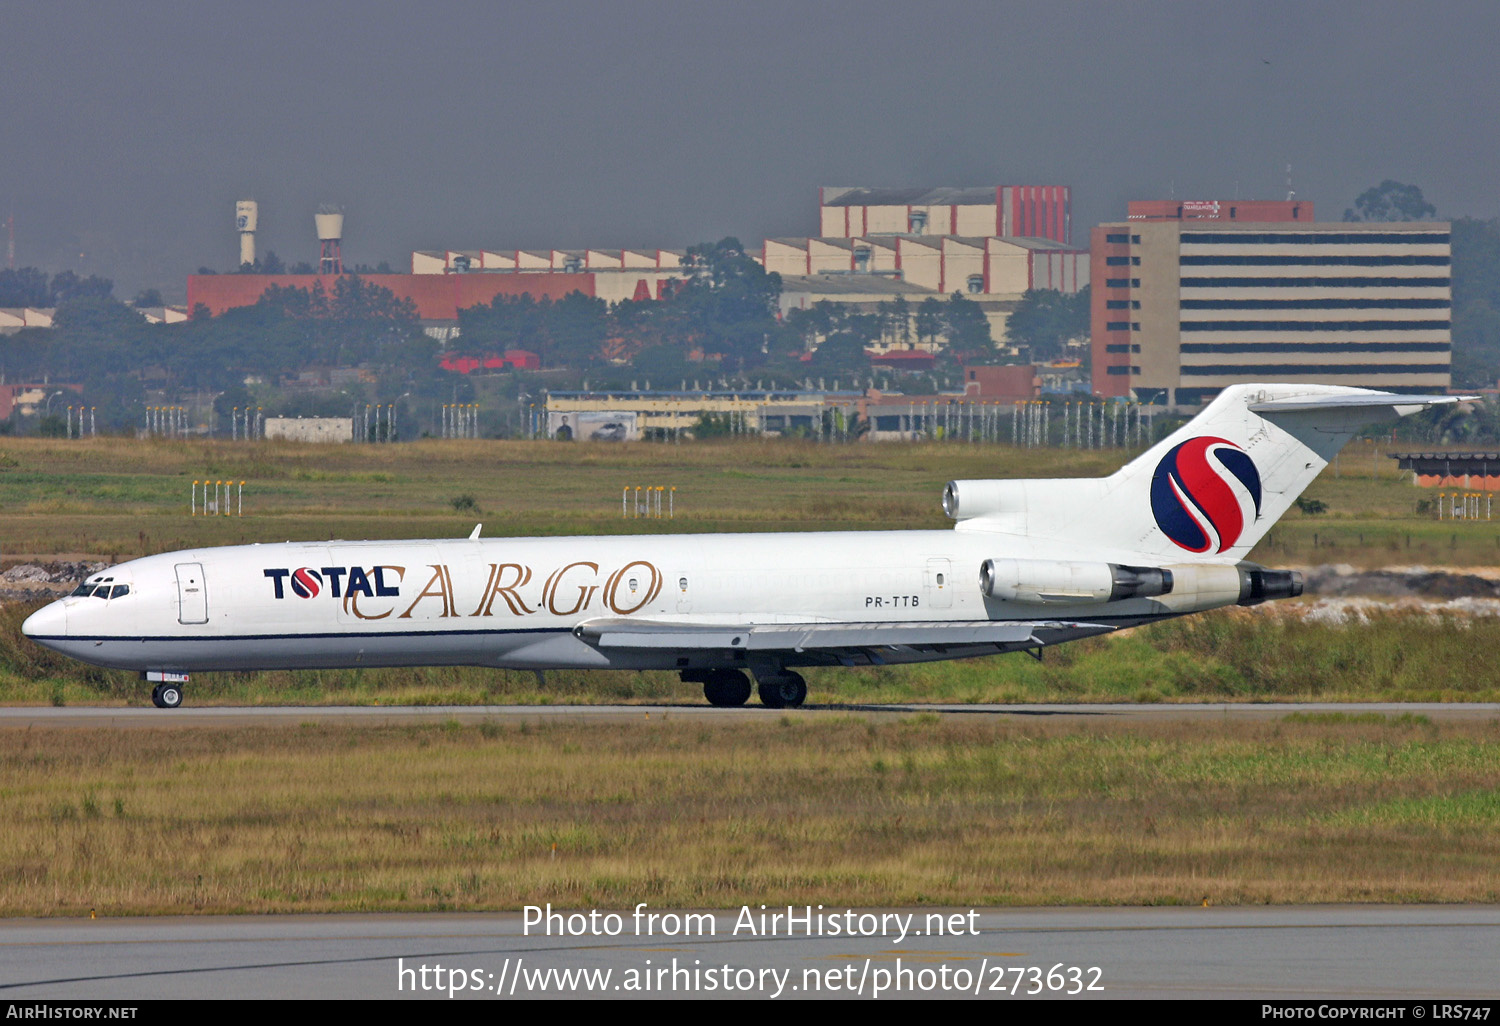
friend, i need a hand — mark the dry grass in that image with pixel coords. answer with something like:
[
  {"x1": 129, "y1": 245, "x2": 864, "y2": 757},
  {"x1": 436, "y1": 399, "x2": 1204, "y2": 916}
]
[
  {"x1": 4, "y1": 433, "x2": 1488, "y2": 567},
  {"x1": 4, "y1": 715, "x2": 1499, "y2": 916}
]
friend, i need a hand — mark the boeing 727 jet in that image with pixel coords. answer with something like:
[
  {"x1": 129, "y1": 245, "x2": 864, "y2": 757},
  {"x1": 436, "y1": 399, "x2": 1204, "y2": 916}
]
[{"x1": 22, "y1": 384, "x2": 1464, "y2": 709}]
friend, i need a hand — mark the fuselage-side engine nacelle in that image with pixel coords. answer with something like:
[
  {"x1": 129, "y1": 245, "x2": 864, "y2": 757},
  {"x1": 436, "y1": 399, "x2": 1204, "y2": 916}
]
[{"x1": 979, "y1": 558, "x2": 1173, "y2": 605}]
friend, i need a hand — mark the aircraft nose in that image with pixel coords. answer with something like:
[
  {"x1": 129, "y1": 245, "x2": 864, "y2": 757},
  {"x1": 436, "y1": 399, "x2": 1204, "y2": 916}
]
[{"x1": 22, "y1": 601, "x2": 67, "y2": 640}]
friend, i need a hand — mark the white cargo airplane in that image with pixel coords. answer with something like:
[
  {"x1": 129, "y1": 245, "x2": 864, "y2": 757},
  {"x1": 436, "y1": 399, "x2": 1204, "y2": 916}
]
[{"x1": 22, "y1": 384, "x2": 1463, "y2": 709}]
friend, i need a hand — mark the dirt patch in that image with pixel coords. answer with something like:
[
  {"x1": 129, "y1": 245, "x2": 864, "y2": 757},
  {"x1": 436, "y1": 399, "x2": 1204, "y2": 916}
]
[{"x1": 0, "y1": 560, "x2": 111, "y2": 603}]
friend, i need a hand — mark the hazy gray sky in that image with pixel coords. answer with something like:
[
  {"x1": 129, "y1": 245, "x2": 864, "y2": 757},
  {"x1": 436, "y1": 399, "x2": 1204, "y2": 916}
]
[{"x1": 3, "y1": 0, "x2": 1497, "y2": 300}]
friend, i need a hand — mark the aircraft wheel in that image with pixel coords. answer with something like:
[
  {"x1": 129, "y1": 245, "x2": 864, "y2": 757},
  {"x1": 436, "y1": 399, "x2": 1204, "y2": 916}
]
[
  {"x1": 703, "y1": 669, "x2": 751, "y2": 707},
  {"x1": 758, "y1": 672, "x2": 806, "y2": 709},
  {"x1": 152, "y1": 683, "x2": 183, "y2": 709}
]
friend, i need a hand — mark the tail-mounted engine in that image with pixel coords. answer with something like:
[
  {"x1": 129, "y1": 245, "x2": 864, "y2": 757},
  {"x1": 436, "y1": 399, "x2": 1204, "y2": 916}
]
[
  {"x1": 979, "y1": 559, "x2": 1173, "y2": 605},
  {"x1": 977, "y1": 558, "x2": 1301, "y2": 608}
]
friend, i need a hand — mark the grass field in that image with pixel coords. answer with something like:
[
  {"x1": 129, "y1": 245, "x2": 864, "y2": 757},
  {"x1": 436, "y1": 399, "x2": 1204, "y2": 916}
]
[
  {"x1": 4, "y1": 714, "x2": 1497, "y2": 916},
  {"x1": 0, "y1": 434, "x2": 1488, "y2": 565}
]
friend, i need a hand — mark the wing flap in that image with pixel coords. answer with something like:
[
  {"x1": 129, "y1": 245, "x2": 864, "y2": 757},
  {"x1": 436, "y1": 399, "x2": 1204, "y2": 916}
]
[{"x1": 574, "y1": 618, "x2": 1110, "y2": 653}]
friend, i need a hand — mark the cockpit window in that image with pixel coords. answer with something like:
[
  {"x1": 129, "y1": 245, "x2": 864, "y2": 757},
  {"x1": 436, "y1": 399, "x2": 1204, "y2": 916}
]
[{"x1": 71, "y1": 577, "x2": 126, "y2": 599}]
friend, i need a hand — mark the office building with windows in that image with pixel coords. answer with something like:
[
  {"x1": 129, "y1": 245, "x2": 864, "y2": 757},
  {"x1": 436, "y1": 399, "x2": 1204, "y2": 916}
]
[{"x1": 1091, "y1": 201, "x2": 1451, "y2": 406}]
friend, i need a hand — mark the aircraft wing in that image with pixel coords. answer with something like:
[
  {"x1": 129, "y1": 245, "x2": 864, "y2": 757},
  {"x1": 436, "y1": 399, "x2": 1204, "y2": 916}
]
[{"x1": 573, "y1": 617, "x2": 1114, "y2": 655}]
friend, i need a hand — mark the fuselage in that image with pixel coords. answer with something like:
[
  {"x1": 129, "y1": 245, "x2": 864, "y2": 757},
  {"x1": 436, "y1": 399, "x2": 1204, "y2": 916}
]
[{"x1": 21, "y1": 528, "x2": 1209, "y2": 675}]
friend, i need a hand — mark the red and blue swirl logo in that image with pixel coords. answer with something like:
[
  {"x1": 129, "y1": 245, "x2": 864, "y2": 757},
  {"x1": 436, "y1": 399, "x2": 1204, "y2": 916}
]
[
  {"x1": 289, "y1": 567, "x2": 323, "y2": 598},
  {"x1": 1150, "y1": 436, "x2": 1262, "y2": 553}
]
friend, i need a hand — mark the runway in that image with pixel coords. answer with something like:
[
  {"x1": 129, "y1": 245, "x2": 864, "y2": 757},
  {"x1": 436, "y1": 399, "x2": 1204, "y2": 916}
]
[
  {"x1": 4, "y1": 701, "x2": 1500, "y2": 728},
  {"x1": 2, "y1": 906, "x2": 1497, "y2": 999}
]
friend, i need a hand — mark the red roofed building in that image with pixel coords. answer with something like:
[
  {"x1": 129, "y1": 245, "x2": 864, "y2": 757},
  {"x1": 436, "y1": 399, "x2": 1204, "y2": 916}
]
[
  {"x1": 186, "y1": 273, "x2": 596, "y2": 320},
  {"x1": 439, "y1": 350, "x2": 540, "y2": 374}
]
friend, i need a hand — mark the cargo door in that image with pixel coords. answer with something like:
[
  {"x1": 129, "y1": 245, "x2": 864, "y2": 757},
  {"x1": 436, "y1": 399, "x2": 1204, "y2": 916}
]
[
  {"x1": 925, "y1": 558, "x2": 953, "y2": 610},
  {"x1": 175, "y1": 563, "x2": 208, "y2": 624}
]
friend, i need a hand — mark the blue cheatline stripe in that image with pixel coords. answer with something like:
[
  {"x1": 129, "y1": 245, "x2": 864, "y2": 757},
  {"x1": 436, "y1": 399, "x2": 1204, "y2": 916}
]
[
  {"x1": 28, "y1": 626, "x2": 574, "y2": 644},
  {"x1": 29, "y1": 615, "x2": 1150, "y2": 647}
]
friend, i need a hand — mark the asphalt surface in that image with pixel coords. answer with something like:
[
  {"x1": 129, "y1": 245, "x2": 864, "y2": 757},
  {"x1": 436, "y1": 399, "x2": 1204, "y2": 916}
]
[
  {"x1": 2, "y1": 906, "x2": 1497, "y2": 1000},
  {"x1": 4, "y1": 701, "x2": 1500, "y2": 728}
]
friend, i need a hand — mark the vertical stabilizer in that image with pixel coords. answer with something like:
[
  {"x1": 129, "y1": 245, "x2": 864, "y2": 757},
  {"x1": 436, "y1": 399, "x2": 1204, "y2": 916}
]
[{"x1": 952, "y1": 384, "x2": 1469, "y2": 562}]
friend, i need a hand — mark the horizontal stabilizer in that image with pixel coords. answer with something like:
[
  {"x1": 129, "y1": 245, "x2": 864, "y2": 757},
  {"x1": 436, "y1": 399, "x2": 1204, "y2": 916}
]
[
  {"x1": 1249, "y1": 393, "x2": 1474, "y2": 414},
  {"x1": 575, "y1": 617, "x2": 1113, "y2": 653}
]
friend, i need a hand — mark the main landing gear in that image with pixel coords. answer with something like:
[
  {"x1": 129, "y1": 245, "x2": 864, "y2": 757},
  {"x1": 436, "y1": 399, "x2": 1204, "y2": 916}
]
[
  {"x1": 698, "y1": 668, "x2": 753, "y2": 708},
  {"x1": 756, "y1": 672, "x2": 807, "y2": 710},
  {"x1": 150, "y1": 683, "x2": 183, "y2": 709},
  {"x1": 683, "y1": 668, "x2": 807, "y2": 708}
]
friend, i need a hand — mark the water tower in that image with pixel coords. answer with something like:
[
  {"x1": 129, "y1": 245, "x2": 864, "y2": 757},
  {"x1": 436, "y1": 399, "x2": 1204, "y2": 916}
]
[
  {"x1": 315, "y1": 205, "x2": 344, "y2": 275},
  {"x1": 235, "y1": 200, "x2": 258, "y2": 267}
]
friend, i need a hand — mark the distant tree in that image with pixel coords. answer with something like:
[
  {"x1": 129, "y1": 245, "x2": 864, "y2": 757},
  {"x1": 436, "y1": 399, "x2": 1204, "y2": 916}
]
[
  {"x1": 1343, "y1": 180, "x2": 1437, "y2": 222},
  {"x1": 631, "y1": 343, "x2": 692, "y2": 382},
  {"x1": 260, "y1": 251, "x2": 286, "y2": 275},
  {"x1": 809, "y1": 332, "x2": 872, "y2": 376},
  {"x1": 34, "y1": 414, "x2": 67, "y2": 438},
  {"x1": 1004, "y1": 287, "x2": 1090, "y2": 362},
  {"x1": 915, "y1": 297, "x2": 944, "y2": 346},
  {"x1": 940, "y1": 292, "x2": 994, "y2": 360},
  {"x1": 1450, "y1": 218, "x2": 1500, "y2": 388},
  {"x1": 289, "y1": 261, "x2": 316, "y2": 275},
  {"x1": 48, "y1": 270, "x2": 113, "y2": 304},
  {"x1": 878, "y1": 295, "x2": 911, "y2": 346},
  {"x1": 131, "y1": 288, "x2": 163, "y2": 308},
  {"x1": 1451, "y1": 300, "x2": 1500, "y2": 388},
  {"x1": 212, "y1": 382, "x2": 256, "y2": 421},
  {"x1": 196, "y1": 267, "x2": 219, "y2": 275},
  {"x1": 676, "y1": 237, "x2": 782, "y2": 371},
  {"x1": 547, "y1": 291, "x2": 610, "y2": 367},
  {"x1": 0, "y1": 267, "x2": 52, "y2": 307}
]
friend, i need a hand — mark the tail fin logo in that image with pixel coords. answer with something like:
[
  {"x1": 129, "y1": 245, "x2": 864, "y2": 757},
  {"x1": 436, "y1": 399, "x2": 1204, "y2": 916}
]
[{"x1": 1150, "y1": 436, "x2": 1262, "y2": 553}]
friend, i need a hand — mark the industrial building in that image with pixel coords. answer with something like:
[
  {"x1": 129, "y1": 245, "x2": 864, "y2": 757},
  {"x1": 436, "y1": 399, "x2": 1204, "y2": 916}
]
[
  {"x1": 1389, "y1": 451, "x2": 1500, "y2": 490},
  {"x1": 410, "y1": 185, "x2": 1087, "y2": 347},
  {"x1": 187, "y1": 271, "x2": 596, "y2": 321},
  {"x1": 1091, "y1": 200, "x2": 1452, "y2": 407},
  {"x1": 544, "y1": 377, "x2": 1042, "y2": 443},
  {"x1": 0, "y1": 308, "x2": 54, "y2": 335},
  {"x1": 263, "y1": 417, "x2": 354, "y2": 444},
  {"x1": 0, "y1": 305, "x2": 186, "y2": 335},
  {"x1": 818, "y1": 186, "x2": 1071, "y2": 243},
  {"x1": 189, "y1": 186, "x2": 1087, "y2": 360}
]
